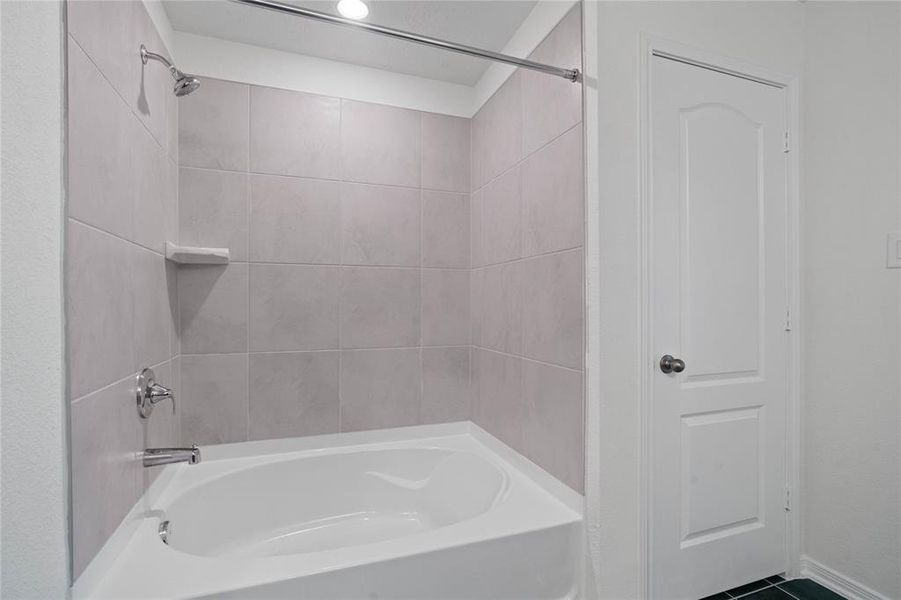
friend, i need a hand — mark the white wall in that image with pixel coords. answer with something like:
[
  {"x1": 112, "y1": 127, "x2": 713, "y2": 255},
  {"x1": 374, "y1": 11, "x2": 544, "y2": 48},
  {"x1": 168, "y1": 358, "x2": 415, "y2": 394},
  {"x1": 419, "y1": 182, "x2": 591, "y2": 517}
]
[
  {"x1": 802, "y1": 4, "x2": 901, "y2": 598},
  {"x1": 0, "y1": 0, "x2": 71, "y2": 597},
  {"x1": 587, "y1": 2, "x2": 901, "y2": 598},
  {"x1": 586, "y1": 3, "x2": 805, "y2": 597}
]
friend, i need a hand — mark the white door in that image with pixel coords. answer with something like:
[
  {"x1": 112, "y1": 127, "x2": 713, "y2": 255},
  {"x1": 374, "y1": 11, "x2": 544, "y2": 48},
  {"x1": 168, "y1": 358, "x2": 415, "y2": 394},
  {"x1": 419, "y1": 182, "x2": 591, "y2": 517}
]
[{"x1": 650, "y1": 55, "x2": 789, "y2": 599}]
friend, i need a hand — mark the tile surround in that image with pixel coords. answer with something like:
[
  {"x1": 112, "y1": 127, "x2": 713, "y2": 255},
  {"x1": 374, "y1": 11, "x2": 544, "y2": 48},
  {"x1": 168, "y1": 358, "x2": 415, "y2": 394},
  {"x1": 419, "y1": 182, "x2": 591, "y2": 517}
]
[
  {"x1": 249, "y1": 352, "x2": 340, "y2": 439},
  {"x1": 422, "y1": 113, "x2": 471, "y2": 193},
  {"x1": 522, "y1": 249, "x2": 584, "y2": 369},
  {"x1": 180, "y1": 354, "x2": 249, "y2": 445},
  {"x1": 177, "y1": 263, "x2": 248, "y2": 355},
  {"x1": 339, "y1": 267, "x2": 421, "y2": 349},
  {"x1": 67, "y1": 221, "x2": 135, "y2": 400},
  {"x1": 340, "y1": 99, "x2": 421, "y2": 188},
  {"x1": 422, "y1": 270, "x2": 471, "y2": 347},
  {"x1": 249, "y1": 264, "x2": 339, "y2": 351},
  {"x1": 470, "y1": 7, "x2": 585, "y2": 493},
  {"x1": 422, "y1": 347, "x2": 472, "y2": 424},
  {"x1": 174, "y1": 8, "x2": 584, "y2": 492},
  {"x1": 479, "y1": 261, "x2": 524, "y2": 354},
  {"x1": 249, "y1": 174, "x2": 342, "y2": 264},
  {"x1": 66, "y1": 0, "x2": 181, "y2": 577},
  {"x1": 522, "y1": 125, "x2": 584, "y2": 257},
  {"x1": 250, "y1": 86, "x2": 341, "y2": 179},
  {"x1": 340, "y1": 348, "x2": 422, "y2": 432},
  {"x1": 475, "y1": 349, "x2": 523, "y2": 451},
  {"x1": 422, "y1": 190, "x2": 470, "y2": 268},
  {"x1": 176, "y1": 78, "x2": 474, "y2": 449},
  {"x1": 521, "y1": 6, "x2": 583, "y2": 156},
  {"x1": 179, "y1": 167, "x2": 249, "y2": 260},
  {"x1": 479, "y1": 166, "x2": 523, "y2": 266},
  {"x1": 70, "y1": 376, "x2": 141, "y2": 578},
  {"x1": 471, "y1": 71, "x2": 523, "y2": 190},
  {"x1": 131, "y1": 124, "x2": 177, "y2": 254},
  {"x1": 340, "y1": 183, "x2": 421, "y2": 267},
  {"x1": 67, "y1": 37, "x2": 134, "y2": 240},
  {"x1": 67, "y1": 2, "x2": 584, "y2": 579},
  {"x1": 178, "y1": 77, "x2": 249, "y2": 171},
  {"x1": 131, "y1": 245, "x2": 175, "y2": 371},
  {"x1": 522, "y1": 360, "x2": 584, "y2": 491}
]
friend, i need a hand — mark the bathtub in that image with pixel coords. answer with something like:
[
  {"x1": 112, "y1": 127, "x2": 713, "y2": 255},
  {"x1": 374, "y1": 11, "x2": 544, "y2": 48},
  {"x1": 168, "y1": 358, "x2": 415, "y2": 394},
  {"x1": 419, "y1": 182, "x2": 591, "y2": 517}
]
[{"x1": 75, "y1": 422, "x2": 584, "y2": 599}]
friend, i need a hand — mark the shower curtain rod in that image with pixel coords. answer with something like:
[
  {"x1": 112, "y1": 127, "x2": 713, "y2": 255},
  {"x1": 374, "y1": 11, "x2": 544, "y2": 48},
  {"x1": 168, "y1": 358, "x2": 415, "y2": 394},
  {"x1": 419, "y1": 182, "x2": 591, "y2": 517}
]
[{"x1": 229, "y1": 0, "x2": 581, "y2": 82}]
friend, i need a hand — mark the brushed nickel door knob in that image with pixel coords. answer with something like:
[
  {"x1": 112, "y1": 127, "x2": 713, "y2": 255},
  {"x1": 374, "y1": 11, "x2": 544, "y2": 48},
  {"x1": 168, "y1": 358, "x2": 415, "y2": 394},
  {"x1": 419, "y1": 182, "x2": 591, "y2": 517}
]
[{"x1": 660, "y1": 354, "x2": 686, "y2": 374}]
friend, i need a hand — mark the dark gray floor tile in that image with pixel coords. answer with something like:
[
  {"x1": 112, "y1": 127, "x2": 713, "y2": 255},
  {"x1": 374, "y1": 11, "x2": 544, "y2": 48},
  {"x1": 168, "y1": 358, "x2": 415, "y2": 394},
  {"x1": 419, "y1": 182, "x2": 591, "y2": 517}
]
[
  {"x1": 779, "y1": 579, "x2": 846, "y2": 600},
  {"x1": 728, "y1": 579, "x2": 773, "y2": 597},
  {"x1": 740, "y1": 587, "x2": 795, "y2": 600}
]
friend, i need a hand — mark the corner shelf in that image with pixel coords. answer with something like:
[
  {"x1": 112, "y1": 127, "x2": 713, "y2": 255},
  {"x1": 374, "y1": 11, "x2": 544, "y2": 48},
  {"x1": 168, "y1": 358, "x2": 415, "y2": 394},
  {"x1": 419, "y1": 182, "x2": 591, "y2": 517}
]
[{"x1": 165, "y1": 242, "x2": 230, "y2": 265}]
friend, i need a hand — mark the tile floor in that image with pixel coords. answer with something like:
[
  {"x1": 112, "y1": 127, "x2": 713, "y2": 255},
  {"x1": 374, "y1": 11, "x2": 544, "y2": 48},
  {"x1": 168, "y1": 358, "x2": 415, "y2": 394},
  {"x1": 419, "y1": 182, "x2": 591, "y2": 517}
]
[{"x1": 701, "y1": 576, "x2": 846, "y2": 600}]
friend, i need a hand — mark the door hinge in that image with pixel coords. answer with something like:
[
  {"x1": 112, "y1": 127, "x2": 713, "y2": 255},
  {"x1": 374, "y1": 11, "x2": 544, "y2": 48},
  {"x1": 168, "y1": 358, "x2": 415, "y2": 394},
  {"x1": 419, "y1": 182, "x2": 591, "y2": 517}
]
[
  {"x1": 785, "y1": 306, "x2": 792, "y2": 332},
  {"x1": 783, "y1": 130, "x2": 790, "y2": 153},
  {"x1": 784, "y1": 486, "x2": 792, "y2": 512}
]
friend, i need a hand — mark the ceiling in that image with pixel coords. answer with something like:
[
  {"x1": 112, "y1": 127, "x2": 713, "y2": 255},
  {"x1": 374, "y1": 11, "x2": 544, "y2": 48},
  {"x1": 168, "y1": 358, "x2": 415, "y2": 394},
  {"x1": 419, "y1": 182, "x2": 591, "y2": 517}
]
[{"x1": 162, "y1": 0, "x2": 539, "y2": 86}]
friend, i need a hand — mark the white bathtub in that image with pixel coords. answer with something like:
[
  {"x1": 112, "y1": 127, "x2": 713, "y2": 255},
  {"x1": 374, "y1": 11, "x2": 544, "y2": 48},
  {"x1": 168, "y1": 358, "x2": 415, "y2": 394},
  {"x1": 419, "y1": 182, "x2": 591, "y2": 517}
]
[{"x1": 75, "y1": 423, "x2": 583, "y2": 599}]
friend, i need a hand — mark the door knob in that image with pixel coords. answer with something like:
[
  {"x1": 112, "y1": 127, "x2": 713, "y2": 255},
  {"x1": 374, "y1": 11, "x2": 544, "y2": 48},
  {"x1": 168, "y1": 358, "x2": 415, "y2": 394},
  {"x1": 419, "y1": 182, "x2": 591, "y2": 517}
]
[{"x1": 660, "y1": 354, "x2": 685, "y2": 374}]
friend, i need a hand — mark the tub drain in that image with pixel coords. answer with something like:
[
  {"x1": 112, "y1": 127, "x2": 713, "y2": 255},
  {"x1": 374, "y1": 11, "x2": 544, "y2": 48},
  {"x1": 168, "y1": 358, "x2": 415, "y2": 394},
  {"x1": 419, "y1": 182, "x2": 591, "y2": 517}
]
[{"x1": 158, "y1": 520, "x2": 171, "y2": 545}]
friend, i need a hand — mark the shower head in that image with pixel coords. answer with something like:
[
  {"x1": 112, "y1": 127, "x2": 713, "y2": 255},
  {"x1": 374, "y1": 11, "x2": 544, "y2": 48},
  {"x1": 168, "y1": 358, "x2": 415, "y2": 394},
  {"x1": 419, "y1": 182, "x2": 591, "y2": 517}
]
[
  {"x1": 140, "y1": 44, "x2": 201, "y2": 97},
  {"x1": 174, "y1": 74, "x2": 201, "y2": 97}
]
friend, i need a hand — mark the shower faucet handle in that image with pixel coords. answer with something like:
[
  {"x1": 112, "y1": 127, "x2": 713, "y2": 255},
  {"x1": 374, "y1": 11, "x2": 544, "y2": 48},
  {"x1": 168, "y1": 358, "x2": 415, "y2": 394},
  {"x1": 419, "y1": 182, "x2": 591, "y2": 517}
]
[{"x1": 136, "y1": 367, "x2": 175, "y2": 419}]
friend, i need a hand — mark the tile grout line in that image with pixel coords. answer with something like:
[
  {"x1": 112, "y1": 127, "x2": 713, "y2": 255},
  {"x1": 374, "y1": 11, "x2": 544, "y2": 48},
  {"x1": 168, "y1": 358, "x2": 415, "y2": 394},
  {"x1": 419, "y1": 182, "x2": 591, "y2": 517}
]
[
  {"x1": 474, "y1": 244, "x2": 584, "y2": 271},
  {"x1": 477, "y1": 342, "x2": 584, "y2": 374},
  {"x1": 177, "y1": 163, "x2": 468, "y2": 196},
  {"x1": 68, "y1": 216, "x2": 166, "y2": 259},
  {"x1": 418, "y1": 114, "x2": 425, "y2": 425},
  {"x1": 245, "y1": 84, "x2": 251, "y2": 443},
  {"x1": 472, "y1": 119, "x2": 583, "y2": 196},
  {"x1": 418, "y1": 108, "x2": 424, "y2": 418},
  {"x1": 516, "y1": 78, "x2": 526, "y2": 453},
  {"x1": 71, "y1": 356, "x2": 174, "y2": 406},
  {"x1": 725, "y1": 580, "x2": 803, "y2": 600},
  {"x1": 470, "y1": 121, "x2": 476, "y2": 420},
  {"x1": 773, "y1": 580, "x2": 804, "y2": 600},
  {"x1": 175, "y1": 109, "x2": 183, "y2": 442},
  {"x1": 68, "y1": 32, "x2": 169, "y2": 159},
  {"x1": 227, "y1": 261, "x2": 470, "y2": 271},
  {"x1": 337, "y1": 98, "x2": 344, "y2": 434}
]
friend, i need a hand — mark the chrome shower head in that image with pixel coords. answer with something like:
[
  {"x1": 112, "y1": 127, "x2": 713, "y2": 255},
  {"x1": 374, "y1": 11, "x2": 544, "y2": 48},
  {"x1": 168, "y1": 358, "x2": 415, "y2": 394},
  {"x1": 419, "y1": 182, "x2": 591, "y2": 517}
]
[
  {"x1": 174, "y1": 74, "x2": 201, "y2": 97},
  {"x1": 140, "y1": 44, "x2": 201, "y2": 97}
]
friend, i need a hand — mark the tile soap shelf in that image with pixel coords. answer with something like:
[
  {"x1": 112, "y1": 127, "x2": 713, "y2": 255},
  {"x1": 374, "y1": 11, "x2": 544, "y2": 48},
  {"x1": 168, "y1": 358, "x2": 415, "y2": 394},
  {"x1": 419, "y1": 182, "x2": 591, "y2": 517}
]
[{"x1": 165, "y1": 242, "x2": 229, "y2": 265}]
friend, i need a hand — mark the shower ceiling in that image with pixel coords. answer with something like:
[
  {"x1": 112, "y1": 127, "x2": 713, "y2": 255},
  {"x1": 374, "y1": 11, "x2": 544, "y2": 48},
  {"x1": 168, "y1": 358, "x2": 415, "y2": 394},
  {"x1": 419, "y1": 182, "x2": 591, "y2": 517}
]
[{"x1": 162, "y1": 0, "x2": 539, "y2": 86}]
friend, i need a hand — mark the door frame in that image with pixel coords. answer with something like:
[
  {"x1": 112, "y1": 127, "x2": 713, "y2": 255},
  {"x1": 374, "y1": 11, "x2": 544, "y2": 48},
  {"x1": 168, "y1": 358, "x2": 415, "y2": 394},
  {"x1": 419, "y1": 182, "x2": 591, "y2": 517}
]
[{"x1": 638, "y1": 35, "x2": 802, "y2": 598}]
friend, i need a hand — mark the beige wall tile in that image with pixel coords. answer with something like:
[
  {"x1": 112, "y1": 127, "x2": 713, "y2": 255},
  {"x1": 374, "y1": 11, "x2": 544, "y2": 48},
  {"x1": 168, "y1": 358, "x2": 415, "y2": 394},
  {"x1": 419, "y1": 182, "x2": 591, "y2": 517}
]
[
  {"x1": 340, "y1": 348, "x2": 421, "y2": 431},
  {"x1": 249, "y1": 351, "x2": 340, "y2": 439}
]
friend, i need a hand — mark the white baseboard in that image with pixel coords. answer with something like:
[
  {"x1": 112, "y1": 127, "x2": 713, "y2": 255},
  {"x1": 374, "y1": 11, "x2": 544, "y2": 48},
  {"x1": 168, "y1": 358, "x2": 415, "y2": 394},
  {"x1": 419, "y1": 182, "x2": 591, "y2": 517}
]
[{"x1": 799, "y1": 555, "x2": 890, "y2": 600}]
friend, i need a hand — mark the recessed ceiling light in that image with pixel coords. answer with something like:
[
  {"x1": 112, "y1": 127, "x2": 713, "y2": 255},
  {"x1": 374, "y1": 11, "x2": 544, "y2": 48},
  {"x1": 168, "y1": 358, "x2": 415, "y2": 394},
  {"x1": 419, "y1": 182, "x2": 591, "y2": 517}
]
[{"x1": 337, "y1": 0, "x2": 369, "y2": 20}]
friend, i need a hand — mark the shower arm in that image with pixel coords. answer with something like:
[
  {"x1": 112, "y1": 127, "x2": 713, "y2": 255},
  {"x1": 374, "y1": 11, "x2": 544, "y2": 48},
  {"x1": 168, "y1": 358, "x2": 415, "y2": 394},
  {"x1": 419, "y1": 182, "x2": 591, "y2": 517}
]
[
  {"x1": 140, "y1": 45, "x2": 185, "y2": 80},
  {"x1": 229, "y1": 0, "x2": 581, "y2": 83}
]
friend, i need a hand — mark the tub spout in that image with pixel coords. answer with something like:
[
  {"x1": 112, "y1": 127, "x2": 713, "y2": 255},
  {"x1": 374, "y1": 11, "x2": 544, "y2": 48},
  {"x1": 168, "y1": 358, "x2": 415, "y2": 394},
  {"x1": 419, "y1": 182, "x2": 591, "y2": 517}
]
[{"x1": 142, "y1": 445, "x2": 201, "y2": 467}]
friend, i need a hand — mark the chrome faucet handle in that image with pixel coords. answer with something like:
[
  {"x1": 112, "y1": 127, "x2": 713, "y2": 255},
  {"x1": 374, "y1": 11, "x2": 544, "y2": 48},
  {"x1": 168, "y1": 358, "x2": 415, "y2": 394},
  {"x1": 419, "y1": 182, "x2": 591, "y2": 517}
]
[
  {"x1": 136, "y1": 368, "x2": 175, "y2": 419},
  {"x1": 148, "y1": 382, "x2": 174, "y2": 404}
]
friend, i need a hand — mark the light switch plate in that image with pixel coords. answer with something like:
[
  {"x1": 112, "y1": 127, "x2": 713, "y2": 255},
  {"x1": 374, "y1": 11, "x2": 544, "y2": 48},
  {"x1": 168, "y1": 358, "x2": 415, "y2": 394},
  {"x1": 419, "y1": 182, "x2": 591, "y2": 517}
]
[{"x1": 887, "y1": 232, "x2": 901, "y2": 268}]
